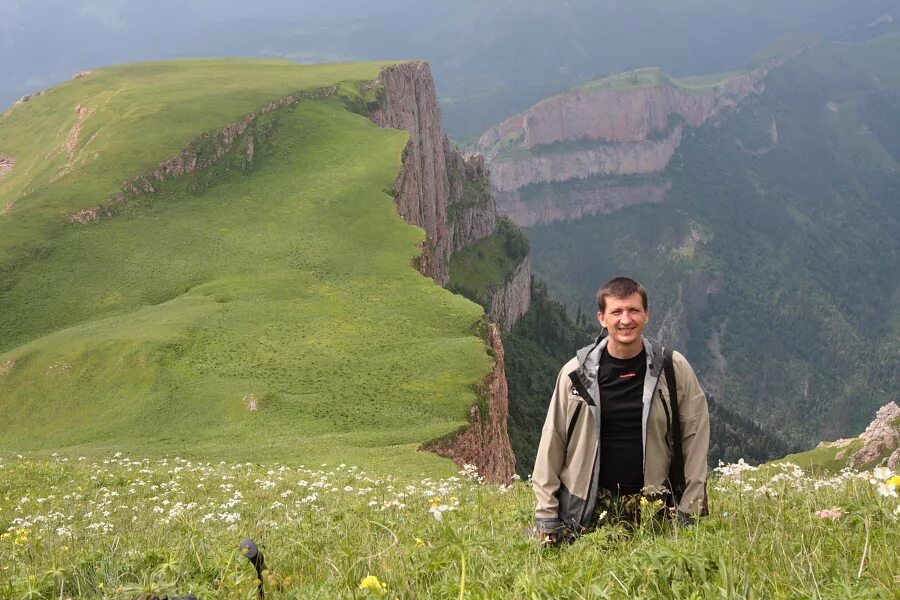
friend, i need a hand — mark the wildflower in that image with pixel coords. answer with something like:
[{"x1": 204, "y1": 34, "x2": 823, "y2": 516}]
[
  {"x1": 414, "y1": 537, "x2": 426, "y2": 548},
  {"x1": 359, "y1": 574, "x2": 387, "y2": 595},
  {"x1": 428, "y1": 498, "x2": 452, "y2": 520},
  {"x1": 815, "y1": 507, "x2": 843, "y2": 520},
  {"x1": 870, "y1": 467, "x2": 892, "y2": 483},
  {"x1": 875, "y1": 482, "x2": 898, "y2": 498}
]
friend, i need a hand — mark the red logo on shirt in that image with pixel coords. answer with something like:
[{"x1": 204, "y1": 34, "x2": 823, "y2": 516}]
[{"x1": 619, "y1": 373, "x2": 636, "y2": 379}]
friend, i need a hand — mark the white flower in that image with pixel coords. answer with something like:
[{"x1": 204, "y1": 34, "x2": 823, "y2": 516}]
[
  {"x1": 876, "y1": 482, "x2": 898, "y2": 498},
  {"x1": 871, "y1": 467, "x2": 892, "y2": 482},
  {"x1": 429, "y1": 504, "x2": 450, "y2": 520}
]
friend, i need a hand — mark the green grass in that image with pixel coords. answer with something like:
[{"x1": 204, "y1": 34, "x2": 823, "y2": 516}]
[
  {"x1": 574, "y1": 66, "x2": 745, "y2": 95},
  {"x1": 1, "y1": 454, "x2": 897, "y2": 598},
  {"x1": 782, "y1": 441, "x2": 865, "y2": 473},
  {"x1": 449, "y1": 219, "x2": 528, "y2": 309},
  {"x1": 0, "y1": 60, "x2": 492, "y2": 474}
]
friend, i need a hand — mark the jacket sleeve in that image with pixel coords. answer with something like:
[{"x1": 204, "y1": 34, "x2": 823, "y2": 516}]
[
  {"x1": 531, "y1": 364, "x2": 570, "y2": 532},
  {"x1": 674, "y1": 352, "x2": 710, "y2": 516}
]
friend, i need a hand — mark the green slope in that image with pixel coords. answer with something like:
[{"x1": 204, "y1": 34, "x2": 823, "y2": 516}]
[
  {"x1": 525, "y1": 34, "x2": 900, "y2": 447},
  {"x1": 0, "y1": 60, "x2": 491, "y2": 475}
]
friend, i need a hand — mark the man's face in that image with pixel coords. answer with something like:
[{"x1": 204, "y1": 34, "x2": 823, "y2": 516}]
[{"x1": 598, "y1": 292, "x2": 649, "y2": 347}]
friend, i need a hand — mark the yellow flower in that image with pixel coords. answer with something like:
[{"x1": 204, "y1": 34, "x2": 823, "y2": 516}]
[
  {"x1": 887, "y1": 475, "x2": 900, "y2": 489},
  {"x1": 359, "y1": 574, "x2": 387, "y2": 595},
  {"x1": 640, "y1": 497, "x2": 649, "y2": 507},
  {"x1": 414, "y1": 537, "x2": 426, "y2": 548}
]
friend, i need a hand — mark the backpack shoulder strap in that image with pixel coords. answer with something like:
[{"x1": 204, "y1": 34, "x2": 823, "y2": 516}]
[{"x1": 663, "y1": 347, "x2": 687, "y2": 499}]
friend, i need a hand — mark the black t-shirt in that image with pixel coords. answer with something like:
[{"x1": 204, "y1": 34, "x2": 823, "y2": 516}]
[{"x1": 597, "y1": 347, "x2": 646, "y2": 496}]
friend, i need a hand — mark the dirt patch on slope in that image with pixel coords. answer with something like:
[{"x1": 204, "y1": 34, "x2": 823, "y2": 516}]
[
  {"x1": 0, "y1": 360, "x2": 14, "y2": 376},
  {"x1": 64, "y1": 105, "x2": 95, "y2": 170}
]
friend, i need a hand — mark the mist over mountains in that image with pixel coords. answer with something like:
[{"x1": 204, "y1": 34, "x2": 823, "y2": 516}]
[{"x1": 5, "y1": 0, "x2": 900, "y2": 139}]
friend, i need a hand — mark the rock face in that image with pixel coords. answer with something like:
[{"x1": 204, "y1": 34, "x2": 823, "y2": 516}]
[
  {"x1": 488, "y1": 258, "x2": 531, "y2": 332},
  {"x1": 422, "y1": 324, "x2": 517, "y2": 483},
  {"x1": 371, "y1": 62, "x2": 501, "y2": 285},
  {"x1": 371, "y1": 62, "x2": 451, "y2": 284},
  {"x1": 849, "y1": 402, "x2": 900, "y2": 469}
]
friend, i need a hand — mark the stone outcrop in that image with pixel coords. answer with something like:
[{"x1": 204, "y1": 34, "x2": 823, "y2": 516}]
[
  {"x1": 421, "y1": 323, "x2": 516, "y2": 483},
  {"x1": 849, "y1": 402, "x2": 900, "y2": 469},
  {"x1": 0, "y1": 155, "x2": 13, "y2": 180},
  {"x1": 370, "y1": 62, "x2": 451, "y2": 284},
  {"x1": 488, "y1": 258, "x2": 531, "y2": 332}
]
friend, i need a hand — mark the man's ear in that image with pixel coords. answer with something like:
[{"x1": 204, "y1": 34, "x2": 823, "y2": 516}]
[{"x1": 597, "y1": 310, "x2": 607, "y2": 329}]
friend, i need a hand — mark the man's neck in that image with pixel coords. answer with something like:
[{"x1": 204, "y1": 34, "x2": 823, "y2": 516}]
[{"x1": 606, "y1": 338, "x2": 644, "y2": 360}]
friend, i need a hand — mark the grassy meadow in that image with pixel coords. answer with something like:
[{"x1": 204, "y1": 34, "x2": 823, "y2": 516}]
[
  {"x1": 0, "y1": 60, "x2": 491, "y2": 472},
  {"x1": 0, "y1": 453, "x2": 897, "y2": 599}
]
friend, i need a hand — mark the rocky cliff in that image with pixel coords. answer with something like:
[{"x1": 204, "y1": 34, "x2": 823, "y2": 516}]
[
  {"x1": 422, "y1": 323, "x2": 517, "y2": 483},
  {"x1": 477, "y1": 52, "x2": 804, "y2": 225}
]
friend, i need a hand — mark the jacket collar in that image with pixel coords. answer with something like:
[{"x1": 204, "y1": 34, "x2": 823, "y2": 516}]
[{"x1": 575, "y1": 334, "x2": 665, "y2": 383}]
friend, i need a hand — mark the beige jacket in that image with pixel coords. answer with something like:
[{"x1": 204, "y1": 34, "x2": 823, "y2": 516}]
[{"x1": 532, "y1": 336, "x2": 709, "y2": 533}]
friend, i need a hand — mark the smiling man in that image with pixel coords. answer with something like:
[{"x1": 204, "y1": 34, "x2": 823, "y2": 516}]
[{"x1": 532, "y1": 277, "x2": 709, "y2": 544}]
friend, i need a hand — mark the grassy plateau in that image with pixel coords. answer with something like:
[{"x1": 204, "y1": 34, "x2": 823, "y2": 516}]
[{"x1": 0, "y1": 59, "x2": 491, "y2": 473}]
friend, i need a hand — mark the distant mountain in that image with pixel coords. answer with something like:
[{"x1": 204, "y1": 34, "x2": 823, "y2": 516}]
[{"x1": 482, "y1": 34, "x2": 900, "y2": 448}]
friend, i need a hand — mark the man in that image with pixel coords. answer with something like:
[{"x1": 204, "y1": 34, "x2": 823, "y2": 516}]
[{"x1": 532, "y1": 277, "x2": 709, "y2": 544}]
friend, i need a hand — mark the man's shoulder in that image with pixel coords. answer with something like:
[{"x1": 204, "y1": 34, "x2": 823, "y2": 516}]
[
  {"x1": 559, "y1": 356, "x2": 580, "y2": 377},
  {"x1": 670, "y1": 349, "x2": 696, "y2": 371}
]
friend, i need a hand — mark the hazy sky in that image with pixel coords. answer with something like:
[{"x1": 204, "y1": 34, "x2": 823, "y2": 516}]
[{"x1": 3, "y1": 0, "x2": 899, "y2": 137}]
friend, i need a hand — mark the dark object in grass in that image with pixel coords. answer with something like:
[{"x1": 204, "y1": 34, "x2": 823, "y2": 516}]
[
  {"x1": 132, "y1": 595, "x2": 198, "y2": 600},
  {"x1": 240, "y1": 538, "x2": 268, "y2": 599}
]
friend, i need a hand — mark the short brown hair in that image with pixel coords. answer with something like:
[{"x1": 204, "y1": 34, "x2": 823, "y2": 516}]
[{"x1": 596, "y1": 277, "x2": 648, "y2": 312}]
